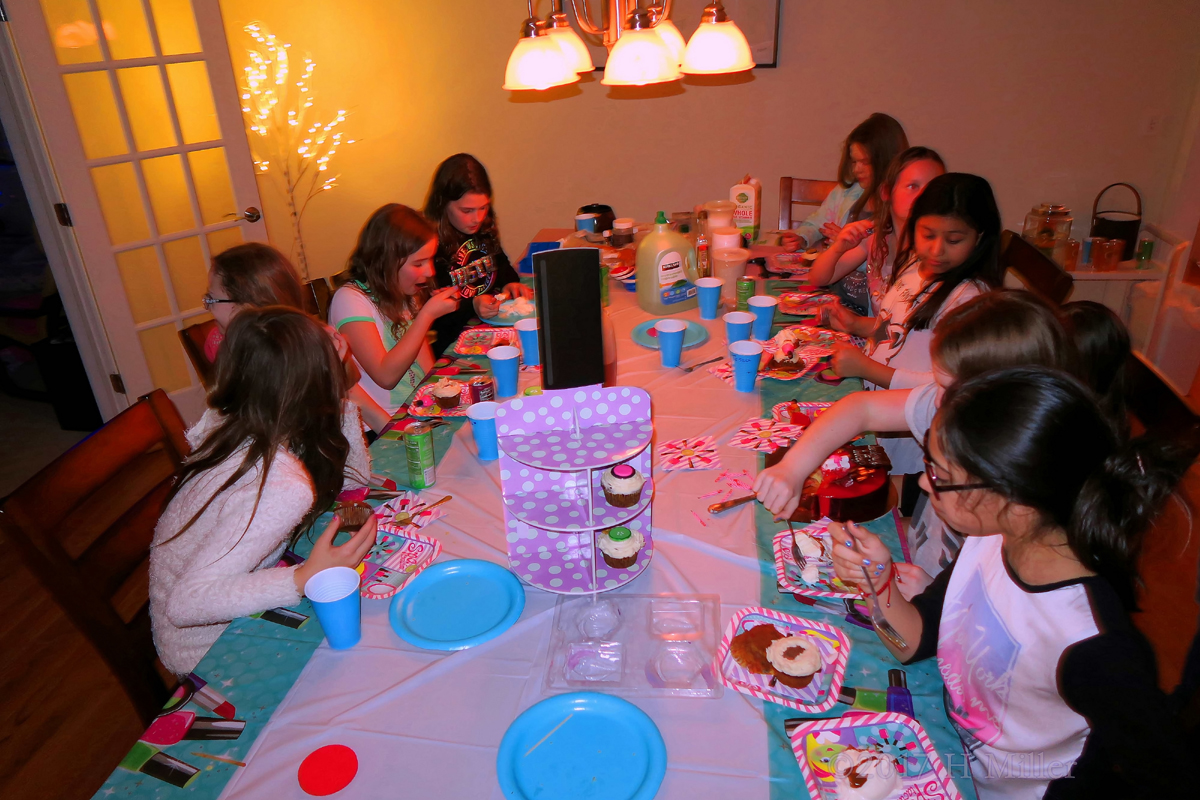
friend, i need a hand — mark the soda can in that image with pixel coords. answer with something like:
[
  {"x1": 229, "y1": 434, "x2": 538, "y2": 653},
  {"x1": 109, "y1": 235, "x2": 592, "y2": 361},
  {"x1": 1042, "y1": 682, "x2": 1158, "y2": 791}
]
[
  {"x1": 404, "y1": 422, "x2": 436, "y2": 489},
  {"x1": 1136, "y1": 236, "x2": 1155, "y2": 266},
  {"x1": 736, "y1": 276, "x2": 755, "y2": 311},
  {"x1": 600, "y1": 264, "x2": 610, "y2": 307},
  {"x1": 467, "y1": 376, "x2": 495, "y2": 404}
]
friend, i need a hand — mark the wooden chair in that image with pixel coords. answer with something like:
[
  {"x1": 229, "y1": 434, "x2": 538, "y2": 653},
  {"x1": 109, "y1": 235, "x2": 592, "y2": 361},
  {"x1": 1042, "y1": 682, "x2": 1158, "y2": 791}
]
[
  {"x1": 1000, "y1": 230, "x2": 1074, "y2": 305},
  {"x1": 304, "y1": 277, "x2": 332, "y2": 321},
  {"x1": 778, "y1": 177, "x2": 840, "y2": 231},
  {"x1": 0, "y1": 390, "x2": 190, "y2": 724},
  {"x1": 179, "y1": 318, "x2": 218, "y2": 388},
  {"x1": 1126, "y1": 351, "x2": 1200, "y2": 448}
]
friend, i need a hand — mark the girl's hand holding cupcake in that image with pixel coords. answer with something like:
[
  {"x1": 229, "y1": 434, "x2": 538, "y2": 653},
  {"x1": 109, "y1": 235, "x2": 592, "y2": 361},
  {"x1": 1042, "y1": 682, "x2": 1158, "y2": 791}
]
[
  {"x1": 294, "y1": 514, "x2": 379, "y2": 594},
  {"x1": 829, "y1": 520, "x2": 891, "y2": 584}
]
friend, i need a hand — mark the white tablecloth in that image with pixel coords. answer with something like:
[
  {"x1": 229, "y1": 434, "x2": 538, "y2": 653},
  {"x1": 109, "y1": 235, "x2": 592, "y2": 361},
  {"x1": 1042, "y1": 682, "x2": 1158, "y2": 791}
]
[{"x1": 219, "y1": 289, "x2": 815, "y2": 799}]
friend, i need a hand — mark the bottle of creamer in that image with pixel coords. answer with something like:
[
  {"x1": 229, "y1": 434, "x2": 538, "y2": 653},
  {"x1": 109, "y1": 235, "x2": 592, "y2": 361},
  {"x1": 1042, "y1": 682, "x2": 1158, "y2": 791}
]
[{"x1": 636, "y1": 211, "x2": 698, "y2": 315}]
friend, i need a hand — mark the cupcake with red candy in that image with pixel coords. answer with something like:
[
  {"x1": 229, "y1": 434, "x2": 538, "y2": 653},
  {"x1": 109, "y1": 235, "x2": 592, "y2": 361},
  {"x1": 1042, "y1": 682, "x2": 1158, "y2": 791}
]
[{"x1": 600, "y1": 463, "x2": 645, "y2": 508}]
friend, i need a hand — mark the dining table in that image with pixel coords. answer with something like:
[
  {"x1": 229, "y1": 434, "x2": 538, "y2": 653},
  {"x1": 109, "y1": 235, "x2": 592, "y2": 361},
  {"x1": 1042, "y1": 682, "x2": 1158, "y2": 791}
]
[{"x1": 93, "y1": 264, "x2": 975, "y2": 800}]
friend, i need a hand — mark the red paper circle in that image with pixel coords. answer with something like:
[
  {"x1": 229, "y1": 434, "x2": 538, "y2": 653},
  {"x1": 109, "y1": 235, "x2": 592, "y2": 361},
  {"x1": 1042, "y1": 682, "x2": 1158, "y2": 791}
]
[{"x1": 298, "y1": 744, "x2": 358, "y2": 796}]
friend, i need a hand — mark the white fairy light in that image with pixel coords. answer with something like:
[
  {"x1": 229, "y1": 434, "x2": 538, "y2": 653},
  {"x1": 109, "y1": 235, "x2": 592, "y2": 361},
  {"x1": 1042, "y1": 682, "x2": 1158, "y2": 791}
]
[{"x1": 238, "y1": 23, "x2": 356, "y2": 279}]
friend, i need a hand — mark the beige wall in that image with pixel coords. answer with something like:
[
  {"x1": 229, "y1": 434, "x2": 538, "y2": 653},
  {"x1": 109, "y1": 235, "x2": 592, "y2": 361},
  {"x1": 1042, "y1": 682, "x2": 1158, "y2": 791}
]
[{"x1": 217, "y1": 0, "x2": 1200, "y2": 280}]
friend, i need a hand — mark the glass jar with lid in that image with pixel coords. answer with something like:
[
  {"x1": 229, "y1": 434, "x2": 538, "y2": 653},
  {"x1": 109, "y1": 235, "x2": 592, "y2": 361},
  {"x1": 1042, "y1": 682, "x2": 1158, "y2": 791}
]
[{"x1": 1022, "y1": 203, "x2": 1073, "y2": 256}]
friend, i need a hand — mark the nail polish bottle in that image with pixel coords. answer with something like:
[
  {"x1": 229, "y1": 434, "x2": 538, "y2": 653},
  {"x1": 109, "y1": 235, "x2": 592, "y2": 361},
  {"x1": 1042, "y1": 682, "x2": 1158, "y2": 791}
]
[
  {"x1": 887, "y1": 669, "x2": 915, "y2": 716},
  {"x1": 838, "y1": 685, "x2": 888, "y2": 712}
]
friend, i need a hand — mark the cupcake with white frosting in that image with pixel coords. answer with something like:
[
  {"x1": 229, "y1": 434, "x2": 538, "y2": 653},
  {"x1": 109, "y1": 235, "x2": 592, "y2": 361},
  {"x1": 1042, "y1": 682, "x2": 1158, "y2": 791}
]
[
  {"x1": 832, "y1": 747, "x2": 901, "y2": 800},
  {"x1": 597, "y1": 526, "x2": 644, "y2": 569},
  {"x1": 765, "y1": 634, "x2": 823, "y2": 689},
  {"x1": 431, "y1": 378, "x2": 463, "y2": 409},
  {"x1": 601, "y1": 463, "x2": 645, "y2": 508}
]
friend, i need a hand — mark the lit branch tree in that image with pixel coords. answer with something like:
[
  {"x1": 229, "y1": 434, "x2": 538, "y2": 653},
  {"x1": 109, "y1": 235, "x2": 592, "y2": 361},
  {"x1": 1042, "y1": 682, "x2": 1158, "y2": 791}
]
[{"x1": 239, "y1": 23, "x2": 355, "y2": 280}]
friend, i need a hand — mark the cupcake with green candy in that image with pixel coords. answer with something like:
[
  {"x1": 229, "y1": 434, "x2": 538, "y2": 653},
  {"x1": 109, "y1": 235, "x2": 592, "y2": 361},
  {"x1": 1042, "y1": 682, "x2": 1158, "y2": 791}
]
[{"x1": 597, "y1": 525, "x2": 643, "y2": 569}]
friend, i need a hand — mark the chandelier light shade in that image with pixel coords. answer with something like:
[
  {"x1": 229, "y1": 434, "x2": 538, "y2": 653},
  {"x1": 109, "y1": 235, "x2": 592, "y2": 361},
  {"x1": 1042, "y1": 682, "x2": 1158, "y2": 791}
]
[
  {"x1": 601, "y1": 10, "x2": 682, "y2": 86},
  {"x1": 681, "y1": 2, "x2": 754, "y2": 75},
  {"x1": 544, "y1": 8, "x2": 595, "y2": 73},
  {"x1": 651, "y1": 18, "x2": 687, "y2": 67},
  {"x1": 545, "y1": 26, "x2": 595, "y2": 73},
  {"x1": 503, "y1": 18, "x2": 580, "y2": 91}
]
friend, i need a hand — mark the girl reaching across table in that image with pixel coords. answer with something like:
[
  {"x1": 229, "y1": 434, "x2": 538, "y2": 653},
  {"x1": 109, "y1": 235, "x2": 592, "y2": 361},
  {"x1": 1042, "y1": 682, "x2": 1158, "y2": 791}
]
[
  {"x1": 807, "y1": 147, "x2": 945, "y2": 315},
  {"x1": 150, "y1": 308, "x2": 377, "y2": 676},
  {"x1": 202, "y1": 242, "x2": 391, "y2": 434},
  {"x1": 826, "y1": 367, "x2": 1196, "y2": 800},
  {"x1": 755, "y1": 290, "x2": 1077, "y2": 592},
  {"x1": 781, "y1": 113, "x2": 908, "y2": 311},
  {"x1": 423, "y1": 153, "x2": 534, "y2": 357},
  {"x1": 331, "y1": 204, "x2": 461, "y2": 416}
]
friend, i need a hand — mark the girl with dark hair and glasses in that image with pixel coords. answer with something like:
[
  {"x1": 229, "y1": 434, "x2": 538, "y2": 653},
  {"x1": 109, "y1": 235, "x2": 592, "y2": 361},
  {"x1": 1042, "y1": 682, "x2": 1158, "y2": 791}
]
[{"x1": 828, "y1": 367, "x2": 1195, "y2": 800}]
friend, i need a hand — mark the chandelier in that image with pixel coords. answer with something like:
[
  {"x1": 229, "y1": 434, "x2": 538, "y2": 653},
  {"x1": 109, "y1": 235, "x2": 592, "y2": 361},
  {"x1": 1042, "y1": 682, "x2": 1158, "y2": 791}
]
[{"x1": 503, "y1": 1, "x2": 754, "y2": 91}]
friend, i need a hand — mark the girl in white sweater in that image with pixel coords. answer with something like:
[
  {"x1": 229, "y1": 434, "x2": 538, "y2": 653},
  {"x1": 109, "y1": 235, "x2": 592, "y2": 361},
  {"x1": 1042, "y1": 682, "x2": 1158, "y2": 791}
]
[{"x1": 150, "y1": 308, "x2": 376, "y2": 675}]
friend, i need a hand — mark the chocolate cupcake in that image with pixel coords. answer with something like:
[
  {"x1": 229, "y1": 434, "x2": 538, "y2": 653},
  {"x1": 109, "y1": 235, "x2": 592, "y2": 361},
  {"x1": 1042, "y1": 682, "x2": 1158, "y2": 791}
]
[
  {"x1": 597, "y1": 526, "x2": 643, "y2": 569},
  {"x1": 600, "y1": 463, "x2": 645, "y2": 508}
]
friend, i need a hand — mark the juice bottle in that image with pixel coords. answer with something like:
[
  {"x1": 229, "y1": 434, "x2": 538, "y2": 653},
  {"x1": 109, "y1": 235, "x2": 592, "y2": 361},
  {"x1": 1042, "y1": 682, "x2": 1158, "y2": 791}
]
[{"x1": 636, "y1": 211, "x2": 698, "y2": 315}]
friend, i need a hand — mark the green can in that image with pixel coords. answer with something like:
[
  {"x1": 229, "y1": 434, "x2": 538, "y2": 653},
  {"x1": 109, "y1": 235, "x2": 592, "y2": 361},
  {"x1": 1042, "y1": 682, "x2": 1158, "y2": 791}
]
[
  {"x1": 600, "y1": 264, "x2": 610, "y2": 307},
  {"x1": 404, "y1": 422, "x2": 436, "y2": 489},
  {"x1": 1136, "y1": 236, "x2": 1155, "y2": 266},
  {"x1": 736, "y1": 276, "x2": 755, "y2": 311}
]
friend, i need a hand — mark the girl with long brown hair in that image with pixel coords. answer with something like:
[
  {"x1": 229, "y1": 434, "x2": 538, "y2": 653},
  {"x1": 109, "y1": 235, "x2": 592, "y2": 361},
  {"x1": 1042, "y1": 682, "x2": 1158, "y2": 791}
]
[
  {"x1": 330, "y1": 204, "x2": 461, "y2": 415},
  {"x1": 808, "y1": 147, "x2": 946, "y2": 315},
  {"x1": 202, "y1": 241, "x2": 391, "y2": 433},
  {"x1": 781, "y1": 113, "x2": 909, "y2": 311},
  {"x1": 150, "y1": 307, "x2": 376, "y2": 675},
  {"x1": 423, "y1": 153, "x2": 533, "y2": 356}
]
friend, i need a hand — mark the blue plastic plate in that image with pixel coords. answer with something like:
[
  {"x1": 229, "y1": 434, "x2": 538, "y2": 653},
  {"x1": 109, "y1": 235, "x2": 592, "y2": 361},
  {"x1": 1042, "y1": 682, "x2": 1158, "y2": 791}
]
[
  {"x1": 630, "y1": 319, "x2": 710, "y2": 351},
  {"x1": 497, "y1": 693, "x2": 667, "y2": 800},
  {"x1": 388, "y1": 559, "x2": 525, "y2": 650},
  {"x1": 482, "y1": 299, "x2": 537, "y2": 327}
]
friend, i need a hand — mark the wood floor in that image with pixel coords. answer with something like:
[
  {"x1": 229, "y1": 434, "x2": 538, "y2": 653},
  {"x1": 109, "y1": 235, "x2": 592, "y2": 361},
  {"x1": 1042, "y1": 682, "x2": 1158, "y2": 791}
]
[{"x1": 0, "y1": 527, "x2": 143, "y2": 800}]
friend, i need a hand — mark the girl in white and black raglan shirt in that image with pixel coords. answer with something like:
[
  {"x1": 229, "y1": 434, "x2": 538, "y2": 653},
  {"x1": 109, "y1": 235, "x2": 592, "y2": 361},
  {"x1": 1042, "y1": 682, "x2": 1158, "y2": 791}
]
[{"x1": 828, "y1": 367, "x2": 1197, "y2": 800}]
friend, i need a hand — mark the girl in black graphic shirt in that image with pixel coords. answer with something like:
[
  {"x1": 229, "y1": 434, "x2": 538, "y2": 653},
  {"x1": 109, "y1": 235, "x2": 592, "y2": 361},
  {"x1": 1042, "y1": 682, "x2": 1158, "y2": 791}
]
[{"x1": 423, "y1": 154, "x2": 534, "y2": 356}]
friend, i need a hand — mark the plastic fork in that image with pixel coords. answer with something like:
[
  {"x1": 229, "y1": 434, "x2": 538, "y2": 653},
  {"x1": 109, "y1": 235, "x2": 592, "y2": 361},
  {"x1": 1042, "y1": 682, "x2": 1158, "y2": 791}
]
[{"x1": 859, "y1": 565, "x2": 907, "y2": 650}]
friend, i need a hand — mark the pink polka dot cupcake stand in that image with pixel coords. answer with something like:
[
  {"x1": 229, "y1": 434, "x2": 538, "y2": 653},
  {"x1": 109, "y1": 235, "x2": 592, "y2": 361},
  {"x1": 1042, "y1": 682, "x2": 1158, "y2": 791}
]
[{"x1": 495, "y1": 384, "x2": 654, "y2": 594}]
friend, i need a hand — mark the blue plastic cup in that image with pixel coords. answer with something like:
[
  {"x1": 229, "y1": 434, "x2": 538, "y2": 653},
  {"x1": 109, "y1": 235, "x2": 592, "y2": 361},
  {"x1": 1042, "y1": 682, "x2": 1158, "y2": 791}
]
[
  {"x1": 696, "y1": 277, "x2": 723, "y2": 320},
  {"x1": 304, "y1": 567, "x2": 362, "y2": 649},
  {"x1": 748, "y1": 295, "x2": 778, "y2": 340},
  {"x1": 654, "y1": 319, "x2": 688, "y2": 368},
  {"x1": 466, "y1": 401, "x2": 499, "y2": 461},
  {"x1": 729, "y1": 340, "x2": 763, "y2": 393},
  {"x1": 514, "y1": 318, "x2": 540, "y2": 366},
  {"x1": 723, "y1": 311, "x2": 754, "y2": 344},
  {"x1": 487, "y1": 345, "x2": 520, "y2": 397}
]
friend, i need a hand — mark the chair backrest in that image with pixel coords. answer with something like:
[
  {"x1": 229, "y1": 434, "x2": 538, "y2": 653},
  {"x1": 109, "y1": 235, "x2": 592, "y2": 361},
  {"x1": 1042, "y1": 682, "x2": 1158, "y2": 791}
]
[
  {"x1": 1127, "y1": 351, "x2": 1200, "y2": 448},
  {"x1": 778, "y1": 177, "x2": 840, "y2": 231},
  {"x1": 0, "y1": 390, "x2": 190, "y2": 723},
  {"x1": 999, "y1": 230, "x2": 1074, "y2": 305},
  {"x1": 179, "y1": 318, "x2": 218, "y2": 388},
  {"x1": 301, "y1": 277, "x2": 327, "y2": 321}
]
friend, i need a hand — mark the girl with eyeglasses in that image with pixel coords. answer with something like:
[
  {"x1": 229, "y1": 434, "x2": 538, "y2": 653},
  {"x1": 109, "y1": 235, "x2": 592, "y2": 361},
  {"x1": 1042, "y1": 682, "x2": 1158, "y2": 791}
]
[
  {"x1": 202, "y1": 242, "x2": 391, "y2": 433},
  {"x1": 829, "y1": 367, "x2": 1194, "y2": 800},
  {"x1": 756, "y1": 291, "x2": 1076, "y2": 591}
]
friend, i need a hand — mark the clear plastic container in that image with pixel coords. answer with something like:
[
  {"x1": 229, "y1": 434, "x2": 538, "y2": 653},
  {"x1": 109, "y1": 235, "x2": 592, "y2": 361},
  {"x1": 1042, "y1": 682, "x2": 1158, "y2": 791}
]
[{"x1": 543, "y1": 593, "x2": 723, "y2": 698}]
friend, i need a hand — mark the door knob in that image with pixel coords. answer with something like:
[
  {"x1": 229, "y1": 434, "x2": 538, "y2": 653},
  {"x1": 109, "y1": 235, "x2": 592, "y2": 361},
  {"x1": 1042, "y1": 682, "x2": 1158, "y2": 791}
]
[{"x1": 226, "y1": 207, "x2": 262, "y2": 223}]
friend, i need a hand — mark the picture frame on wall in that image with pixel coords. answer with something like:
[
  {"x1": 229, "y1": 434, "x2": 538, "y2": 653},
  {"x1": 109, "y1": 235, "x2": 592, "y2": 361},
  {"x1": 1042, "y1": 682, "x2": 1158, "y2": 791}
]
[{"x1": 581, "y1": 0, "x2": 783, "y2": 70}]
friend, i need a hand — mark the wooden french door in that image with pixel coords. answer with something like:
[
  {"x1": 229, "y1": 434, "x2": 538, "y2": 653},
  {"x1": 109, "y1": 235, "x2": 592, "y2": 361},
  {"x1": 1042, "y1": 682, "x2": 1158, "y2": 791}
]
[{"x1": 6, "y1": 0, "x2": 266, "y2": 421}]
